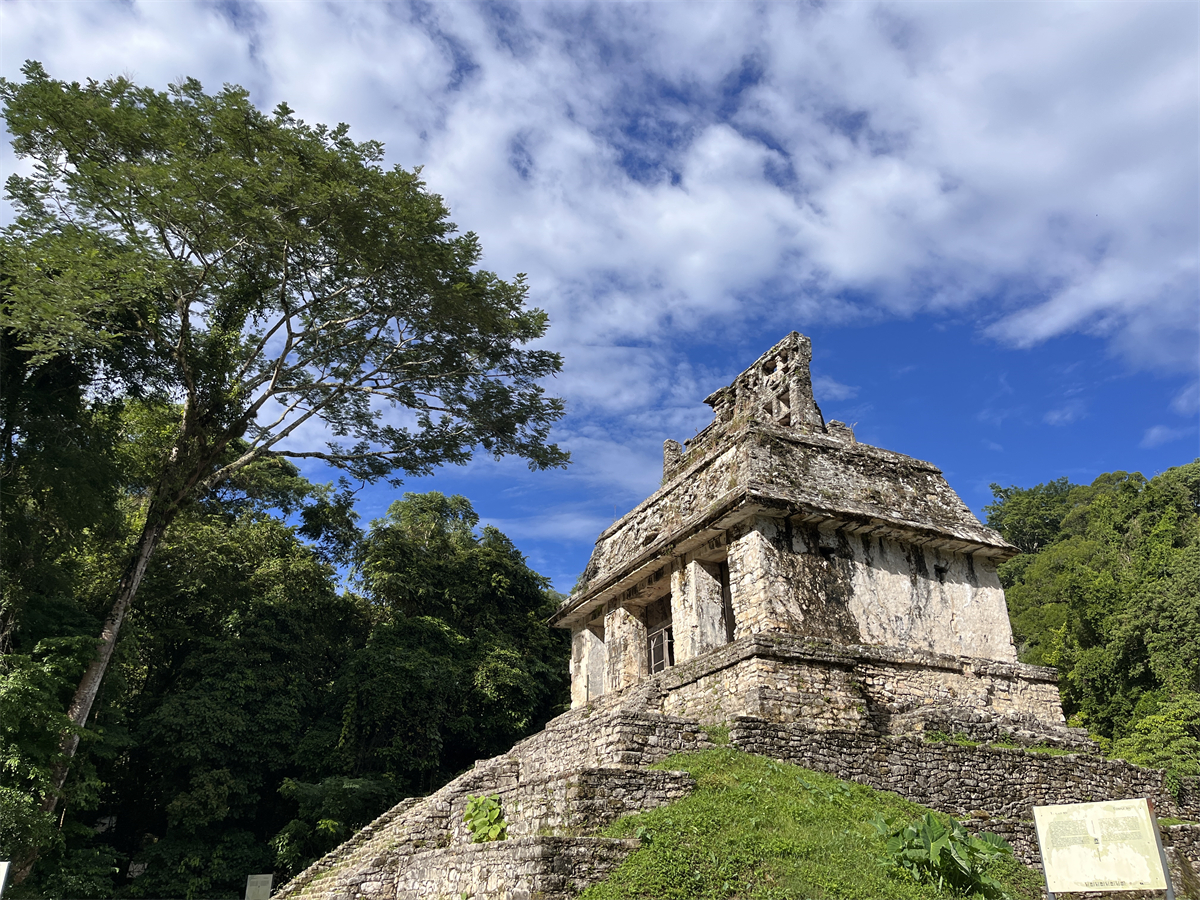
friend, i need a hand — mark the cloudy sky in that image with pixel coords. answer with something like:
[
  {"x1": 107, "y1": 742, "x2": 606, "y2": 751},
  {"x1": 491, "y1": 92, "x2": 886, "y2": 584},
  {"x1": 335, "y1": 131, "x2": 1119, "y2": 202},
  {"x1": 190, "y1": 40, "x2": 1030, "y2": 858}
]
[{"x1": 4, "y1": 1, "x2": 1197, "y2": 589}]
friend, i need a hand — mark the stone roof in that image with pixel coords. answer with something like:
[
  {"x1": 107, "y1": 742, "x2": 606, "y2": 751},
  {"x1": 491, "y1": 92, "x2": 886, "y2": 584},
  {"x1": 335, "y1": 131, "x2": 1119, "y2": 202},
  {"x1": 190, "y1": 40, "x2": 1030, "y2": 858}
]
[{"x1": 551, "y1": 332, "x2": 1016, "y2": 629}]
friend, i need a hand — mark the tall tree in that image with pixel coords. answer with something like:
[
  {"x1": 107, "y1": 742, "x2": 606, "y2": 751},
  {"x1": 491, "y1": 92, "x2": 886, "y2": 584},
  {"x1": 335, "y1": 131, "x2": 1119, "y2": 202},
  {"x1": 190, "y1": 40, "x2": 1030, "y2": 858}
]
[{"x1": 0, "y1": 62, "x2": 568, "y2": 811}]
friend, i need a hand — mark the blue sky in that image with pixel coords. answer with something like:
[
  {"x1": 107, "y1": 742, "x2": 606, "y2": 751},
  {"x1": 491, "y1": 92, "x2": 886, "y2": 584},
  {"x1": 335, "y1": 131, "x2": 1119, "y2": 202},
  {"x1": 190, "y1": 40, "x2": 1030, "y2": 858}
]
[{"x1": 4, "y1": 1, "x2": 1197, "y2": 590}]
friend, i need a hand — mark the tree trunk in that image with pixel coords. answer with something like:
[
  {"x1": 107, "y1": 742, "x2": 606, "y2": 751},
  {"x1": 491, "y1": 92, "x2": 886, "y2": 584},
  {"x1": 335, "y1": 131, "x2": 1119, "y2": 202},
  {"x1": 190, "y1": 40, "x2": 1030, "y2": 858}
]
[
  {"x1": 40, "y1": 513, "x2": 170, "y2": 815},
  {"x1": 9, "y1": 511, "x2": 172, "y2": 888}
]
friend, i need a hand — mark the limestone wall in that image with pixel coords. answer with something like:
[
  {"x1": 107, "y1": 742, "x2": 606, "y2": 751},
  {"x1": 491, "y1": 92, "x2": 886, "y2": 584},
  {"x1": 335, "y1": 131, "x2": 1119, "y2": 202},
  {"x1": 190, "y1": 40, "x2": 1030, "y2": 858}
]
[
  {"x1": 278, "y1": 710, "x2": 712, "y2": 900},
  {"x1": 618, "y1": 632, "x2": 1069, "y2": 743},
  {"x1": 510, "y1": 708, "x2": 713, "y2": 774},
  {"x1": 501, "y1": 769, "x2": 694, "y2": 839},
  {"x1": 670, "y1": 558, "x2": 728, "y2": 661},
  {"x1": 840, "y1": 532, "x2": 1016, "y2": 662},
  {"x1": 569, "y1": 626, "x2": 606, "y2": 707},
  {"x1": 725, "y1": 516, "x2": 1017, "y2": 662},
  {"x1": 603, "y1": 606, "x2": 648, "y2": 694}
]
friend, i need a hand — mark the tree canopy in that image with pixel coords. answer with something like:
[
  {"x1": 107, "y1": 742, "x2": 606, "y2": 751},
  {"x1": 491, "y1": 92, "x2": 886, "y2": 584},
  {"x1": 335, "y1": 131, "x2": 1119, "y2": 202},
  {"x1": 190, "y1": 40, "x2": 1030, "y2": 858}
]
[
  {"x1": 986, "y1": 461, "x2": 1200, "y2": 785},
  {"x1": 0, "y1": 60, "x2": 568, "y2": 828},
  {"x1": 2, "y1": 62, "x2": 567, "y2": 482}
]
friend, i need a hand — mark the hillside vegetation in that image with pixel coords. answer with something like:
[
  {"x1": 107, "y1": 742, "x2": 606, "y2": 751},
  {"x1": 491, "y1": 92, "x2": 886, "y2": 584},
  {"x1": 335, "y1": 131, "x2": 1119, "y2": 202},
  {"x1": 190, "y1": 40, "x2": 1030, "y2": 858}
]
[
  {"x1": 986, "y1": 460, "x2": 1200, "y2": 786},
  {"x1": 584, "y1": 747, "x2": 1043, "y2": 900}
]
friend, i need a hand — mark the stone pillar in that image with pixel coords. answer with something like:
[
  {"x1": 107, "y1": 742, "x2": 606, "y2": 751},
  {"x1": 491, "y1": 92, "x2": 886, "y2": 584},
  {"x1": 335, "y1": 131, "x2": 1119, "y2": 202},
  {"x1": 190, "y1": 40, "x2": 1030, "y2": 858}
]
[
  {"x1": 604, "y1": 605, "x2": 648, "y2": 694},
  {"x1": 570, "y1": 626, "x2": 607, "y2": 708},
  {"x1": 671, "y1": 559, "x2": 726, "y2": 661},
  {"x1": 726, "y1": 517, "x2": 788, "y2": 638}
]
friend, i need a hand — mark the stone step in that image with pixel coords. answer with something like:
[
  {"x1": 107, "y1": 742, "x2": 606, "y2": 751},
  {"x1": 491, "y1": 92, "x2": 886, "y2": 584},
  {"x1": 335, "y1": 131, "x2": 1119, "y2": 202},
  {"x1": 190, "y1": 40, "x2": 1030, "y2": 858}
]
[{"x1": 395, "y1": 836, "x2": 639, "y2": 900}]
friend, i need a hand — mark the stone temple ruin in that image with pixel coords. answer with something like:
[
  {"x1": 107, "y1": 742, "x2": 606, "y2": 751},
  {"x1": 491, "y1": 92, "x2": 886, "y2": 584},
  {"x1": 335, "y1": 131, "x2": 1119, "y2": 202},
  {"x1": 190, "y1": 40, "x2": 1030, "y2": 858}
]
[
  {"x1": 279, "y1": 334, "x2": 1199, "y2": 900},
  {"x1": 553, "y1": 330, "x2": 1049, "y2": 736}
]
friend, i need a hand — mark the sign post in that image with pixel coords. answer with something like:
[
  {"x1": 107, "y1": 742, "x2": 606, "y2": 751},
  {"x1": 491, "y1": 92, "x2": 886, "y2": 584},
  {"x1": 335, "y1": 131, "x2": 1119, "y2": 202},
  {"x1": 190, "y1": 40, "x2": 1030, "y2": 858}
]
[
  {"x1": 1033, "y1": 798, "x2": 1174, "y2": 899},
  {"x1": 245, "y1": 873, "x2": 274, "y2": 900}
]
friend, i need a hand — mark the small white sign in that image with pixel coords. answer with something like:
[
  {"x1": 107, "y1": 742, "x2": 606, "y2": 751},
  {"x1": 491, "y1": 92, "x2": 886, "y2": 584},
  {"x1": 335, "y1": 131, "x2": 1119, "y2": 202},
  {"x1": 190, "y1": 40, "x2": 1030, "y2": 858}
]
[
  {"x1": 0, "y1": 861, "x2": 11, "y2": 899},
  {"x1": 245, "y1": 873, "x2": 273, "y2": 900},
  {"x1": 1033, "y1": 798, "x2": 1170, "y2": 895}
]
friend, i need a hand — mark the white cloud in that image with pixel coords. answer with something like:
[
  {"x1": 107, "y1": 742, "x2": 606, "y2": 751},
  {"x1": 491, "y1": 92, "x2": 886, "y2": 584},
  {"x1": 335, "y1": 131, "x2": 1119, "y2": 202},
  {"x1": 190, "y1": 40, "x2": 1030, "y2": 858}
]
[
  {"x1": 5, "y1": 1, "x2": 1194, "y2": 384},
  {"x1": 1140, "y1": 425, "x2": 1196, "y2": 449},
  {"x1": 813, "y1": 375, "x2": 859, "y2": 402},
  {"x1": 485, "y1": 506, "x2": 615, "y2": 544},
  {"x1": 1043, "y1": 403, "x2": 1087, "y2": 427},
  {"x1": 1172, "y1": 381, "x2": 1200, "y2": 417},
  {"x1": 2, "y1": 0, "x2": 1196, "y2": 549}
]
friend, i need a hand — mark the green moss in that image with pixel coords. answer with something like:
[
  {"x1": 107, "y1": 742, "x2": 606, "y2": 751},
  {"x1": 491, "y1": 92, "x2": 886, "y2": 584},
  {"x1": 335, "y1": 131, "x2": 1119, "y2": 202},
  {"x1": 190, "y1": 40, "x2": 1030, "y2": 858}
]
[{"x1": 581, "y1": 748, "x2": 1044, "y2": 900}]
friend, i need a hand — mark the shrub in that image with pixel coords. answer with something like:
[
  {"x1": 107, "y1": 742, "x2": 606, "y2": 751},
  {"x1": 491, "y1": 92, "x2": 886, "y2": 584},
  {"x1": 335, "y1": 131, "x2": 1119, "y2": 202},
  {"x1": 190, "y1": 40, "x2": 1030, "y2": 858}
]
[
  {"x1": 873, "y1": 811, "x2": 1014, "y2": 898},
  {"x1": 463, "y1": 794, "x2": 508, "y2": 843}
]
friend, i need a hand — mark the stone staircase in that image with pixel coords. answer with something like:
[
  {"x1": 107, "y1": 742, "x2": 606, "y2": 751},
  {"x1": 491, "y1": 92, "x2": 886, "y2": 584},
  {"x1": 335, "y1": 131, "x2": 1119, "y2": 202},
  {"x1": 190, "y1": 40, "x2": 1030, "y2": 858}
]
[{"x1": 275, "y1": 708, "x2": 710, "y2": 900}]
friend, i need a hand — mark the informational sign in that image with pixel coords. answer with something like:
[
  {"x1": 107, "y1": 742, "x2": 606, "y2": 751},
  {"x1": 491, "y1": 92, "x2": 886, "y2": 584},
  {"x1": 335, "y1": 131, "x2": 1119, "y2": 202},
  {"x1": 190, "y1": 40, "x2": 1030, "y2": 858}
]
[
  {"x1": 1033, "y1": 798, "x2": 1172, "y2": 897},
  {"x1": 0, "y1": 860, "x2": 11, "y2": 899},
  {"x1": 245, "y1": 873, "x2": 273, "y2": 900}
]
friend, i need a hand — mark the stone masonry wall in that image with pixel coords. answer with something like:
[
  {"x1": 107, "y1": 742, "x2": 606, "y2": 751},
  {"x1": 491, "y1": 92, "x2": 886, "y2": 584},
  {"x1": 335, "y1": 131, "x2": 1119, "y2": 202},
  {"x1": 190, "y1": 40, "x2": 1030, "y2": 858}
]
[
  {"x1": 510, "y1": 708, "x2": 714, "y2": 774},
  {"x1": 729, "y1": 717, "x2": 1200, "y2": 822},
  {"x1": 603, "y1": 605, "x2": 648, "y2": 694},
  {"x1": 837, "y1": 531, "x2": 1016, "y2": 663},
  {"x1": 659, "y1": 654, "x2": 868, "y2": 728},
  {"x1": 500, "y1": 769, "x2": 695, "y2": 839},
  {"x1": 725, "y1": 515, "x2": 1017, "y2": 663},
  {"x1": 569, "y1": 626, "x2": 606, "y2": 707},
  {"x1": 670, "y1": 558, "x2": 727, "y2": 662},
  {"x1": 278, "y1": 710, "x2": 712, "y2": 900},
  {"x1": 599, "y1": 632, "x2": 1074, "y2": 745}
]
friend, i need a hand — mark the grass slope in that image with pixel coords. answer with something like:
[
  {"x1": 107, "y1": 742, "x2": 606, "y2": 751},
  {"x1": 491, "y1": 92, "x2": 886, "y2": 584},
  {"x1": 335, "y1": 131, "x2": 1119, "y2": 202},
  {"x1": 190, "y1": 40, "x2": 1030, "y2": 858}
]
[{"x1": 581, "y1": 748, "x2": 1044, "y2": 900}]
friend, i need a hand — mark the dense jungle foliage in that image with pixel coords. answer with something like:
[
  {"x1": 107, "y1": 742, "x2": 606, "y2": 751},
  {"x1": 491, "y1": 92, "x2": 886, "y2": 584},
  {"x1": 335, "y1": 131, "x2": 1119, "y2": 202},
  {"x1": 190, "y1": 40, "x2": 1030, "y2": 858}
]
[
  {"x1": 986, "y1": 461, "x2": 1200, "y2": 788},
  {"x1": 0, "y1": 403, "x2": 570, "y2": 897}
]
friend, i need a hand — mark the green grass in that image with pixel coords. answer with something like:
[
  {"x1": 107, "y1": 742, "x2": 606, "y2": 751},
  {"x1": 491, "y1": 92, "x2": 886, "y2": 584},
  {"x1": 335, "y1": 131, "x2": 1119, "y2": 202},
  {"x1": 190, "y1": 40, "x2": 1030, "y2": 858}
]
[
  {"x1": 703, "y1": 724, "x2": 731, "y2": 746},
  {"x1": 580, "y1": 748, "x2": 1045, "y2": 900},
  {"x1": 987, "y1": 741, "x2": 1077, "y2": 756},
  {"x1": 924, "y1": 731, "x2": 980, "y2": 747}
]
